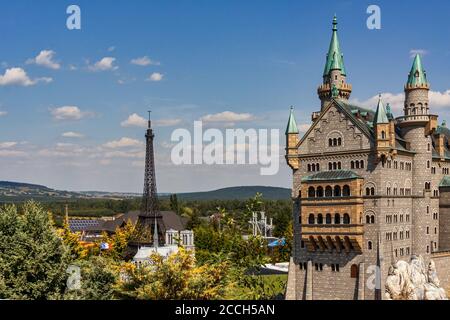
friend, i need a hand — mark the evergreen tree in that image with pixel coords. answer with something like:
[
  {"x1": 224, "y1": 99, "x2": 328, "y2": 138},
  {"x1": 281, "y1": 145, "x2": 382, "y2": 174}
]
[{"x1": 0, "y1": 201, "x2": 70, "y2": 299}]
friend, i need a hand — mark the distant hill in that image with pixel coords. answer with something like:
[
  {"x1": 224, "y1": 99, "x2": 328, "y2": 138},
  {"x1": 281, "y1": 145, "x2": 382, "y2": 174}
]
[
  {"x1": 0, "y1": 181, "x2": 82, "y2": 202},
  {"x1": 172, "y1": 186, "x2": 291, "y2": 201},
  {"x1": 0, "y1": 181, "x2": 291, "y2": 202},
  {"x1": 0, "y1": 181, "x2": 138, "y2": 202}
]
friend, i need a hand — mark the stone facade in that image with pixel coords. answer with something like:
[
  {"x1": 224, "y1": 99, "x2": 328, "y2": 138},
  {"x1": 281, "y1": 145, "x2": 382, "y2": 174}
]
[{"x1": 285, "y1": 17, "x2": 450, "y2": 300}]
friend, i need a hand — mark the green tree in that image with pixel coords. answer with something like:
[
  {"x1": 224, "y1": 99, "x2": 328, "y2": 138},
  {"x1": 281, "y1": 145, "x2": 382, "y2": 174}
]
[
  {"x1": 0, "y1": 201, "x2": 70, "y2": 299},
  {"x1": 59, "y1": 218, "x2": 89, "y2": 260},
  {"x1": 64, "y1": 256, "x2": 120, "y2": 300},
  {"x1": 117, "y1": 248, "x2": 230, "y2": 300},
  {"x1": 169, "y1": 194, "x2": 179, "y2": 214}
]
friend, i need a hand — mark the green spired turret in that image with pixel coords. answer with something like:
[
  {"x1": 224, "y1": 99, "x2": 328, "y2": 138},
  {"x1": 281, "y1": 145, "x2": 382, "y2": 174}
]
[
  {"x1": 374, "y1": 95, "x2": 389, "y2": 124},
  {"x1": 286, "y1": 106, "x2": 299, "y2": 134},
  {"x1": 407, "y1": 54, "x2": 428, "y2": 87},
  {"x1": 318, "y1": 15, "x2": 352, "y2": 108},
  {"x1": 323, "y1": 15, "x2": 346, "y2": 77}
]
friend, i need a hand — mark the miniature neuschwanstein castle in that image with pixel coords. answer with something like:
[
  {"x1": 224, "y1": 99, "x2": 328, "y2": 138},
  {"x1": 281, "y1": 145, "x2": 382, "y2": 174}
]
[{"x1": 285, "y1": 16, "x2": 450, "y2": 300}]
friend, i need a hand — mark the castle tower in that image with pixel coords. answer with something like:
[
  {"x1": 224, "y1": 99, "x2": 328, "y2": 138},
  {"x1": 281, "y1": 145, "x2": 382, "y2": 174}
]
[
  {"x1": 374, "y1": 95, "x2": 396, "y2": 160},
  {"x1": 404, "y1": 54, "x2": 430, "y2": 117},
  {"x1": 318, "y1": 15, "x2": 352, "y2": 109},
  {"x1": 398, "y1": 55, "x2": 436, "y2": 257},
  {"x1": 285, "y1": 106, "x2": 300, "y2": 170},
  {"x1": 136, "y1": 111, "x2": 165, "y2": 246}
]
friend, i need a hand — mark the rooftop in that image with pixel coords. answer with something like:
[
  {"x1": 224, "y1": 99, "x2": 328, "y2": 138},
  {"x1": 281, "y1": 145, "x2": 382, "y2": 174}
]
[{"x1": 301, "y1": 170, "x2": 361, "y2": 182}]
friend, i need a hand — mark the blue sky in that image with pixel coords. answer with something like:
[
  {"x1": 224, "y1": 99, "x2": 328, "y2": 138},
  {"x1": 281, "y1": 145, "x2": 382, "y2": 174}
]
[{"x1": 0, "y1": 0, "x2": 449, "y2": 193}]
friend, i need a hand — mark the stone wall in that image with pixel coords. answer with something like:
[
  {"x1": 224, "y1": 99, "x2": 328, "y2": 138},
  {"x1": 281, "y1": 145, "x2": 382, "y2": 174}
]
[
  {"x1": 431, "y1": 253, "x2": 450, "y2": 294},
  {"x1": 439, "y1": 187, "x2": 450, "y2": 250}
]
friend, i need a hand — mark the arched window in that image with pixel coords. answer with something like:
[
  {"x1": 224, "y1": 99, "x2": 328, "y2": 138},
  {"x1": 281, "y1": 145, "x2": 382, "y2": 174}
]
[
  {"x1": 381, "y1": 131, "x2": 386, "y2": 139},
  {"x1": 317, "y1": 214, "x2": 323, "y2": 224},
  {"x1": 351, "y1": 161, "x2": 355, "y2": 169},
  {"x1": 337, "y1": 138, "x2": 342, "y2": 146},
  {"x1": 311, "y1": 163, "x2": 316, "y2": 172},
  {"x1": 342, "y1": 185, "x2": 351, "y2": 197},
  {"x1": 355, "y1": 161, "x2": 360, "y2": 169},
  {"x1": 316, "y1": 163, "x2": 320, "y2": 171},
  {"x1": 371, "y1": 187, "x2": 375, "y2": 196},
  {"x1": 316, "y1": 186, "x2": 324, "y2": 197},
  {"x1": 366, "y1": 215, "x2": 370, "y2": 224},
  {"x1": 334, "y1": 213, "x2": 341, "y2": 224},
  {"x1": 333, "y1": 138, "x2": 337, "y2": 146},
  {"x1": 308, "y1": 187, "x2": 315, "y2": 198},
  {"x1": 329, "y1": 162, "x2": 333, "y2": 170},
  {"x1": 325, "y1": 186, "x2": 333, "y2": 197},
  {"x1": 337, "y1": 162, "x2": 342, "y2": 170},
  {"x1": 371, "y1": 216, "x2": 375, "y2": 224},
  {"x1": 326, "y1": 214, "x2": 332, "y2": 224},
  {"x1": 329, "y1": 138, "x2": 333, "y2": 147},
  {"x1": 368, "y1": 241, "x2": 373, "y2": 250},
  {"x1": 307, "y1": 164, "x2": 311, "y2": 172},
  {"x1": 360, "y1": 160, "x2": 364, "y2": 169},
  {"x1": 308, "y1": 214, "x2": 315, "y2": 224},
  {"x1": 343, "y1": 214, "x2": 350, "y2": 224},
  {"x1": 334, "y1": 185, "x2": 341, "y2": 197},
  {"x1": 366, "y1": 187, "x2": 370, "y2": 196},
  {"x1": 333, "y1": 162, "x2": 337, "y2": 170},
  {"x1": 350, "y1": 264, "x2": 358, "y2": 278}
]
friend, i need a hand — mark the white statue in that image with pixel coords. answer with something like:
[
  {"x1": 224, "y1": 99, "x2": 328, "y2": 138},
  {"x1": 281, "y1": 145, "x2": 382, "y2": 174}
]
[{"x1": 385, "y1": 255, "x2": 448, "y2": 300}]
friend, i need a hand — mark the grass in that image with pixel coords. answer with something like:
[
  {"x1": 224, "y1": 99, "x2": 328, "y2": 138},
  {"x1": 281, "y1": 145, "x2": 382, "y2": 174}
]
[{"x1": 230, "y1": 274, "x2": 288, "y2": 300}]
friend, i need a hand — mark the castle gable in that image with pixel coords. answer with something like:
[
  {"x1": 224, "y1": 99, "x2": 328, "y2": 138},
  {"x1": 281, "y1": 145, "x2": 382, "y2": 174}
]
[{"x1": 297, "y1": 99, "x2": 373, "y2": 155}]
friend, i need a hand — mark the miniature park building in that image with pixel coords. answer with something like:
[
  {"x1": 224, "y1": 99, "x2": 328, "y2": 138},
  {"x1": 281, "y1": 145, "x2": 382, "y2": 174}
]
[{"x1": 284, "y1": 16, "x2": 450, "y2": 300}]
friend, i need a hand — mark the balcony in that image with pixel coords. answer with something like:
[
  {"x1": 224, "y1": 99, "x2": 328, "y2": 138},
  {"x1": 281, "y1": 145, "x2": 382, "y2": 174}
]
[{"x1": 396, "y1": 114, "x2": 437, "y2": 126}]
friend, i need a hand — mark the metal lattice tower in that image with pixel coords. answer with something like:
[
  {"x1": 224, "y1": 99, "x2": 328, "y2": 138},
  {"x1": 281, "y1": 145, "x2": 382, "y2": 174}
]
[{"x1": 137, "y1": 111, "x2": 164, "y2": 246}]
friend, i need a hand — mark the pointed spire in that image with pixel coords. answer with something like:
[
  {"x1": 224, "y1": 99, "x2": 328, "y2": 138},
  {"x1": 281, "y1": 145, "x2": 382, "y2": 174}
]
[
  {"x1": 286, "y1": 106, "x2": 299, "y2": 134},
  {"x1": 407, "y1": 54, "x2": 428, "y2": 87},
  {"x1": 323, "y1": 15, "x2": 346, "y2": 77},
  {"x1": 374, "y1": 94, "x2": 389, "y2": 124},
  {"x1": 148, "y1": 110, "x2": 152, "y2": 128}
]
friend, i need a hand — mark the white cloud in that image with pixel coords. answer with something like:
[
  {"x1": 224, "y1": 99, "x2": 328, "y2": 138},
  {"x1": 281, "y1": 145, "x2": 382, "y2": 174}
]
[
  {"x1": 27, "y1": 50, "x2": 60, "y2": 70},
  {"x1": 351, "y1": 93, "x2": 405, "y2": 113},
  {"x1": 131, "y1": 160, "x2": 145, "y2": 167},
  {"x1": 298, "y1": 124, "x2": 311, "y2": 132},
  {"x1": 0, "y1": 141, "x2": 17, "y2": 149},
  {"x1": 131, "y1": 56, "x2": 160, "y2": 66},
  {"x1": 199, "y1": 111, "x2": 256, "y2": 123},
  {"x1": 62, "y1": 131, "x2": 85, "y2": 138},
  {"x1": 88, "y1": 57, "x2": 118, "y2": 72},
  {"x1": 121, "y1": 113, "x2": 147, "y2": 128},
  {"x1": 99, "y1": 159, "x2": 112, "y2": 165},
  {"x1": 0, "y1": 67, "x2": 52, "y2": 86},
  {"x1": 429, "y1": 90, "x2": 450, "y2": 109},
  {"x1": 103, "y1": 150, "x2": 145, "y2": 159},
  {"x1": 351, "y1": 90, "x2": 450, "y2": 114},
  {"x1": 51, "y1": 106, "x2": 90, "y2": 121},
  {"x1": 121, "y1": 113, "x2": 181, "y2": 128},
  {"x1": 0, "y1": 111, "x2": 7, "y2": 117},
  {"x1": 409, "y1": 49, "x2": 429, "y2": 58},
  {"x1": 147, "y1": 72, "x2": 163, "y2": 81},
  {"x1": 154, "y1": 119, "x2": 182, "y2": 127},
  {"x1": 0, "y1": 150, "x2": 27, "y2": 157},
  {"x1": 103, "y1": 137, "x2": 142, "y2": 149}
]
